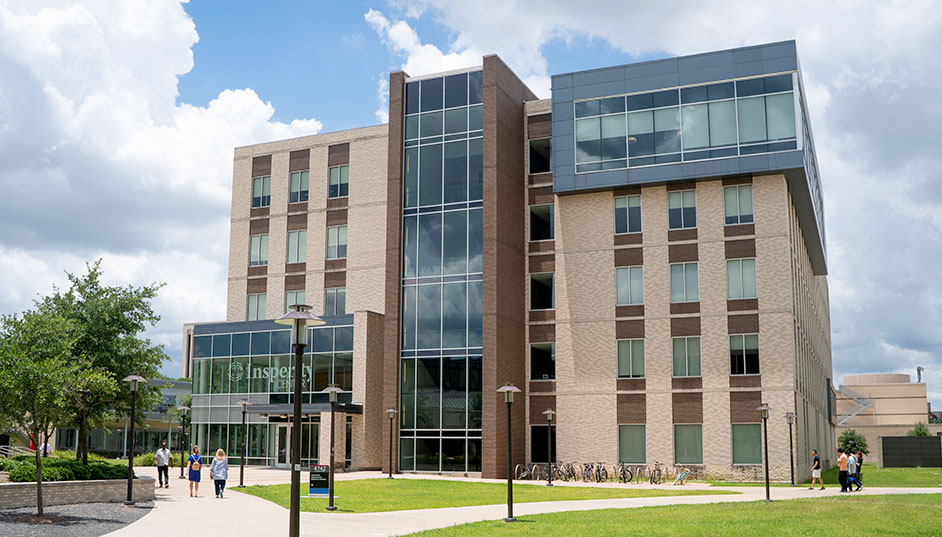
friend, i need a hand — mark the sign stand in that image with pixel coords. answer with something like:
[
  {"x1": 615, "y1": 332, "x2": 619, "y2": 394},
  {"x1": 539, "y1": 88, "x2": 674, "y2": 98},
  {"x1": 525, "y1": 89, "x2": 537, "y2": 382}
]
[{"x1": 308, "y1": 464, "x2": 330, "y2": 497}]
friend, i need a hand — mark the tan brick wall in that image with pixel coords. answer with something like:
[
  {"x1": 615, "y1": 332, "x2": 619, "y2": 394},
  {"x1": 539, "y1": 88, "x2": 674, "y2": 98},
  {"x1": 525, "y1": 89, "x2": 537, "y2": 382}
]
[{"x1": 0, "y1": 477, "x2": 156, "y2": 509}]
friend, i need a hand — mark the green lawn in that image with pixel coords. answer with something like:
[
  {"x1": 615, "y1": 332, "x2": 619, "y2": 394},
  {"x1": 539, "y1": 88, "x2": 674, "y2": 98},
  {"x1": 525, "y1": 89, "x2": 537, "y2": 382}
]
[
  {"x1": 699, "y1": 463, "x2": 942, "y2": 488},
  {"x1": 239, "y1": 478, "x2": 735, "y2": 513},
  {"x1": 404, "y1": 494, "x2": 942, "y2": 536}
]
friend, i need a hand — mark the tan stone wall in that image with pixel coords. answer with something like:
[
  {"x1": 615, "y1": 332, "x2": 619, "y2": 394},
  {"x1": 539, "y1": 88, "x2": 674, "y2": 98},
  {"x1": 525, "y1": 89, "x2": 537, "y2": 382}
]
[
  {"x1": 0, "y1": 477, "x2": 156, "y2": 509},
  {"x1": 836, "y1": 382, "x2": 928, "y2": 426}
]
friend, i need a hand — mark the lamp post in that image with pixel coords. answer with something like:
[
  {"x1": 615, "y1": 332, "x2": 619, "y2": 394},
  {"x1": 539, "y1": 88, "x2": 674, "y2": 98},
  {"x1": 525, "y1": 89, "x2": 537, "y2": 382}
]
[
  {"x1": 275, "y1": 304, "x2": 325, "y2": 537},
  {"x1": 757, "y1": 402, "x2": 772, "y2": 502},
  {"x1": 123, "y1": 375, "x2": 146, "y2": 506},
  {"x1": 784, "y1": 411, "x2": 796, "y2": 487},
  {"x1": 323, "y1": 384, "x2": 343, "y2": 511},
  {"x1": 236, "y1": 399, "x2": 251, "y2": 488},
  {"x1": 177, "y1": 405, "x2": 190, "y2": 479},
  {"x1": 542, "y1": 409, "x2": 555, "y2": 487},
  {"x1": 497, "y1": 383, "x2": 521, "y2": 522},
  {"x1": 386, "y1": 408, "x2": 398, "y2": 479}
]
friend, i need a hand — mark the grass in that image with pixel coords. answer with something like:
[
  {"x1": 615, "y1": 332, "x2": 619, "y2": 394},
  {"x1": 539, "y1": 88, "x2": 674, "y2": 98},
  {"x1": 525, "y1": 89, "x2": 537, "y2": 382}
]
[
  {"x1": 239, "y1": 478, "x2": 735, "y2": 513},
  {"x1": 699, "y1": 463, "x2": 942, "y2": 488},
  {"x1": 404, "y1": 494, "x2": 942, "y2": 536}
]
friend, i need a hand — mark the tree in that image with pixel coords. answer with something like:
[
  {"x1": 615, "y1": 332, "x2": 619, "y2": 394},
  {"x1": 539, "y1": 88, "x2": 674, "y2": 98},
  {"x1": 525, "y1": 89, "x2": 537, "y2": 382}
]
[
  {"x1": 0, "y1": 309, "x2": 78, "y2": 516},
  {"x1": 906, "y1": 422, "x2": 931, "y2": 437},
  {"x1": 838, "y1": 429, "x2": 870, "y2": 455},
  {"x1": 35, "y1": 260, "x2": 167, "y2": 464}
]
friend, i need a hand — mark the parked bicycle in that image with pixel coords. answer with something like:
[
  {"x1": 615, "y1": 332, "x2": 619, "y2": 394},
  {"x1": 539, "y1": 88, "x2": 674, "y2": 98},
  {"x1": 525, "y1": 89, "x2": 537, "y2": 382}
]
[
  {"x1": 614, "y1": 462, "x2": 634, "y2": 483},
  {"x1": 672, "y1": 466, "x2": 691, "y2": 485},
  {"x1": 648, "y1": 461, "x2": 664, "y2": 484},
  {"x1": 514, "y1": 462, "x2": 544, "y2": 481}
]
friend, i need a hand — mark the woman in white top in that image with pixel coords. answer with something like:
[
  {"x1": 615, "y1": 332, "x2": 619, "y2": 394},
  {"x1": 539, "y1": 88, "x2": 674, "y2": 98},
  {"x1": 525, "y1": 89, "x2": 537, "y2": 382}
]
[{"x1": 210, "y1": 448, "x2": 229, "y2": 499}]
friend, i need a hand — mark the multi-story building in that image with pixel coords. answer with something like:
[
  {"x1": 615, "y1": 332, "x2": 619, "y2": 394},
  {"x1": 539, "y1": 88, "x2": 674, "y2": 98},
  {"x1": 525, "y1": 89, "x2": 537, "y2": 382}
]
[{"x1": 182, "y1": 40, "x2": 835, "y2": 481}]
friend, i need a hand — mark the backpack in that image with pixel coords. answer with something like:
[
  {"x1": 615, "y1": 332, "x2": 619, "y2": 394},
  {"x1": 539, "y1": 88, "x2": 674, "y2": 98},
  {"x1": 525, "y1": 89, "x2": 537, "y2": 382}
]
[{"x1": 191, "y1": 456, "x2": 201, "y2": 471}]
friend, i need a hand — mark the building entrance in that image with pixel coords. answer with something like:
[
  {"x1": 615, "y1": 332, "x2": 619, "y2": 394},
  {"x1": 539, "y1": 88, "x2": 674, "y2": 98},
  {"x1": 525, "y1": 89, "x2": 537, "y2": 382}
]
[{"x1": 276, "y1": 424, "x2": 291, "y2": 468}]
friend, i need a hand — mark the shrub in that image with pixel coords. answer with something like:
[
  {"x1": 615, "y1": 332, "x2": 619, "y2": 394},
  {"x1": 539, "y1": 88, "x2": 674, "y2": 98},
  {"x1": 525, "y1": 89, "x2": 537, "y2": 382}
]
[
  {"x1": 838, "y1": 429, "x2": 870, "y2": 455},
  {"x1": 7, "y1": 459, "x2": 130, "y2": 482},
  {"x1": 133, "y1": 451, "x2": 183, "y2": 467},
  {"x1": 51, "y1": 450, "x2": 107, "y2": 462},
  {"x1": 906, "y1": 422, "x2": 931, "y2": 437},
  {"x1": 0, "y1": 458, "x2": 26, "y2": 472}
]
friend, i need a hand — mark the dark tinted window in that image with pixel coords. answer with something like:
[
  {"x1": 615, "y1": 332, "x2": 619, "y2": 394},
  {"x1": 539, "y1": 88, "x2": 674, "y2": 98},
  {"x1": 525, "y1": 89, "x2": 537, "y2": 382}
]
[
  {"x1": 405, "y1": 82, "x2": 419, "y2": 115},
  {"x1": 736, "y1": 74, "x2": 793, "y2": 97},
  {"x1": 312, "y1": 328, "x2": 333, "y2": 353},
  {"x1": 444, "y1": 73, "x2": 467, "y2": 108},
  {"x1": 335, "y1": 326, "x2": 354, "y2": 351},
  {"x1": 652, "y1": 90, "x2": 679, "y2": 108},
  {"x1": 530, "y1": 343, "x2": 555, "y2": 380},
  {"x1": 680, "y1": 85, "x2": 708, "y2": 104},
  {"x1": 468, "y1": 71, "x2": 483, "y2": 105},
  {"x1": 529, "y1": 204, "x2": 554, "y2": 241},
  {"x1": 420, "y1": 78, "x2": 443, "y2": 112},
  {"x1": 270, "y1": 330, "x2": 291, "y2": 354},
  {"x1": 194, "y1": 336, "x2": 212, "y2": 358},
  {"x1": 212, "y1": 334, "x2": 231, "y2": 357},
  {"x1": 231, "y1": 333, "x2": 250, "y2": 356},
  {"x1": 599, "y1": 96, "x2": 625, "y2": 115},
  {"x1": 708, "y1": 82, "x2": 735, "y2": 100},
  {"x1": 764, "y1": 74, "x2": 793, "y2": 93},
  {"x1": 575, "y1": 99, "x2": 600, "y2": 118},
  {"x1": 529, "y1": 138, "x2": 551, "y2": 174},
  {"x1": 250, "y1": 331, "x2": 270, "y2": 355}
]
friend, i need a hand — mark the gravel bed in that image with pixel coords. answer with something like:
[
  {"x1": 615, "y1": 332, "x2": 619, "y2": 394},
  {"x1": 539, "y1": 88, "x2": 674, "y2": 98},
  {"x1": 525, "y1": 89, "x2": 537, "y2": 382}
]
[{"x1": 0, "y1": 501, "x2": 153, "y2": 537}]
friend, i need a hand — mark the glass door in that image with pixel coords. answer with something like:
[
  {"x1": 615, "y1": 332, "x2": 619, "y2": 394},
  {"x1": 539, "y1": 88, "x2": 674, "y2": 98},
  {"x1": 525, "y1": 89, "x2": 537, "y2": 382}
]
[{"x1": 276, "y1": 425, "x2": 291, "y2": 468}]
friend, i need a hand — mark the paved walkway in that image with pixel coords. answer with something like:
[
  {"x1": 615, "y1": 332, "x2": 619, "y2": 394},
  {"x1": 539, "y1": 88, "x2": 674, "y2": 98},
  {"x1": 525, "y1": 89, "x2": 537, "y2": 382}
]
[{"x1": 104, "y1": 467, "x2": 942, "y2": 537}]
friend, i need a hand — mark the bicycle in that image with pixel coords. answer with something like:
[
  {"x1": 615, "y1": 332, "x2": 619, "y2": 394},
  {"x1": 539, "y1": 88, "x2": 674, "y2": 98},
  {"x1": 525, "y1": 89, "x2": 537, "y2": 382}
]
[
  {"x1": 593, "y1": 462, "x2": 609, "y2": 483},
  {"x1": 558, "y1": 462, "x2": 577, "y2": 482},
  {"x1": 648, "y1": 461, "x2": 663, "y2": 484},
  {"x1": 615, "y1": 462, "x2": 634, "y2": 483},
  {"x1": 672, "y1": 466, "x2": 691, "y2": 485},
  {"x1": 514, "y1": 462, "x2": 543, "y2": 481}
]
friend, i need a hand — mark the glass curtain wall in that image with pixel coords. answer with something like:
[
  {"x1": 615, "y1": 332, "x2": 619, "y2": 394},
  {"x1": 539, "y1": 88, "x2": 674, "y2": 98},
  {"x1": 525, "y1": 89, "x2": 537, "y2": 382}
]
[{"x1": 400, "y1": 70, "x2": 484, "y2": 472}]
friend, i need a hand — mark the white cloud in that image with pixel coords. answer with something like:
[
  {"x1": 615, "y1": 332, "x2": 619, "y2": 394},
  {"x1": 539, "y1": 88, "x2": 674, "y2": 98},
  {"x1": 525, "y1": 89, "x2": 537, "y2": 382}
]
[{"x1": 0, "y1": 1, "x2": 322, "y2": 377}]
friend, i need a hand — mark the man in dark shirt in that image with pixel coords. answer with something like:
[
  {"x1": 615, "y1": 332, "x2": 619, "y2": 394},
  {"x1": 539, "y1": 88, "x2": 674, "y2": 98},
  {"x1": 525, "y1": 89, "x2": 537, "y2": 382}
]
[{"x1": 808, "y1": 449, "x2": 824, "y2": 490}]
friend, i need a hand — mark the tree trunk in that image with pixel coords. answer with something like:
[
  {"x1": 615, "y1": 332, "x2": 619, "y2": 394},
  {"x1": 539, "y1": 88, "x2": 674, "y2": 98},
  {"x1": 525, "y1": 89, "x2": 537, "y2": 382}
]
[
  {"x1": 34, "y1": 434, "x2": 44, "y2": 516},
  {"x1": 78, "y1": 414, "x2": 88, "y2": 465}
]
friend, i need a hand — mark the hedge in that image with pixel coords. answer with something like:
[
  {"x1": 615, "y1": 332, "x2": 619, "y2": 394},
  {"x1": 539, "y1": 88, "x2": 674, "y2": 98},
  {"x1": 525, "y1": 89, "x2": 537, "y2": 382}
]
[{"x1": 5, "y1": 458, "x2": 130, "y2": 482}]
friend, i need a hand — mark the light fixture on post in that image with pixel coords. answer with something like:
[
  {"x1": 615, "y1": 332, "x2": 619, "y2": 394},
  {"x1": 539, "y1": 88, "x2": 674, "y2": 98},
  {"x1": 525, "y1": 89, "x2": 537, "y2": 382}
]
[
  {"x1": 542, "y1": 409, "x2": 556, "y2": 487},
  {"x1": 322, "y1": 384, "x2": 343, "y2": 511},
  {"x1": 176, "y1": 405, "x2": 189, "y2": 479},
  {"x1": 385, "y1": 408, "x2": 398, "y2": 479},
  {"x1": 756, "y1": 402, "x2": 772, "y2": 502},
  {"x1": 275, "y1": 304, "x2": 325, "y2": 537},
  {"x1": 784, "y1": 411, "x2": 796, "y2": 487},
  {"x1": 497, "y1": 383, "x2": 522, "y2": 522},
  {"x1": 236, "y1": 399, "x2": 251, "y2": 488},
  {"x1": 122, "y1": 375, "x2": 146, "y2": 506}
]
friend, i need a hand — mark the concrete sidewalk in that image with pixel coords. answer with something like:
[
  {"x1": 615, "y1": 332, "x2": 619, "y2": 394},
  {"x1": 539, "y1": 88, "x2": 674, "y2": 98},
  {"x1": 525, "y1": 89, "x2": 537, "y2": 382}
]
[{"x1": 105, "y1": 466, "x2": 942, "y2": 537}]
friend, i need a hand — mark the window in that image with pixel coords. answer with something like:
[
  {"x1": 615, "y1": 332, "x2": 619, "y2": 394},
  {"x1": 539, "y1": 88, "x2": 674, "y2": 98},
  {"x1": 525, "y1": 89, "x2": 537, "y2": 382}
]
[
  {"x1": 529, "y1": 273, "x2": 554, "y2": 310},
  {"x1": 672, "y1": 336, "x2": 701, "y2": 377},
  {"x1": 326, "y1": 225, "x2": 347, "y2": 260},
  {"x1": 530, "y1": 425, "x2": 556, "y2": 463},
  {"x1": 674, "y1": 424, "x2": 703, "y2": 464},
  {"x1": 285, "y1": 290, "x2": 305, "y2": 313},
  {"x1": 328, "y1": 165, "x2": 349, "y2": 198},
  {"x1": 730, "y1": 334, "x2": 760, "y2": 375},
  {"x1": 529, "y1": 204, "x2": 554, "y2": 241},
  {"x1": 616, "y1": 266, "x2": 643, "y2": 306},
  {"x1": 249, "y1": 234, "x2": 269, "y2": 267},
  {"x1": 289, "y1": 171, "x2": 309, "y2": 203},
  {"x1": 252, "y1": 176, "x2": 271, "y2": 208},
  {"x1": 668, "y1": 190, "x2": 696, "y2": 229},
  {"x1": 617, "y1": 339, "x2": 644, "y2": 378},
  {"x1": 529, "y1": 138, "x2": 551, "y2": 174},
  {"x1": 669, "y1": 262, "x2": 699, "y2": 303},
  {"x1": 618, "y1": 425, "x2": 645, "y2": 463},
  {"x1": 614, "y1": 195, "x2": 641, "y2": 234},
  {"x1": 324, "y1": 287, "x2": 346, "y2": 316},
  {"x1": 246, "y1": 293, "x2": 266, "y2": 321},
  {"x1": 724, "y1": 184, "x2": 754, "y2": 225},
  {"x1": 287, "y1": 230, "x2": 307, "y2": 264},
  {"x1": 530, "y1": 343, "x2": 555, "y2": 380},
  {"x1": 727, "y1": 258, "x2": 757, "y2": 299},
  {"x1": 732, "y1": 423, "x2": 762, "y2": 464}
]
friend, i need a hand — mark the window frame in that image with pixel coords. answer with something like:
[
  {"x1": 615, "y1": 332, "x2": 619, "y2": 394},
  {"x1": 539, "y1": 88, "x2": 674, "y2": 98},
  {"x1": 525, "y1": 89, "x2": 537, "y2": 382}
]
[
  {"x1": 251, "y1": 175, "x2": 271, "y2": 208},
  {"x1": 328, "y1": 165, "x2": 349, "y2": 199},
  {"x1": 529, "y1": 342, "x2": 556, "y2": 381},
  {"x1": 289, "y1": 170, "x2": 310, "y2": 204},
  {"x1": 667, "y1": 189, "x2": 697, "y2": 230},
  {"x1": 731, "y1": 423, "x2": 763, "y2": 465},
  {"x1": 326, "y1": 225, "x2": 348, "y2": 260},
  {"x1": 286, "y1": 230, "x2": 307, "y2": 264},
  {"x1": 246, "y1": 293, "x2": 267, "y2": 321},
  {"x1": 284, "y1": 290, "x2": 306, "y2": 314},
  {"x1": 528, "y1": 203, "x2": 555, "y2": 242},
  {"x1": 723, "y1": 184, "x2": 754, "y2": 226},
  {"x1": 729, "y1": 333, "x2": 760, "y2": 376},
  {"x1": 616, "y1": 338, "x2": 645, "y2": 379},
  {"x1": 616, "y1": 266, "x2": 644, "y2": 306},
  {"x1": 618, "y1": 424, "x2": 646, "y2": 464},
  {"x1": 528, "y1": 137, "x2": 552, "y2": 175},
  {"x1": 614, "y1": 194, "x2": 642, "y2": 235},
  {"x1": 726, "y1": 258, "x2": 757, "y2": 299},
  {"x1": 671, "y1": 336, "x2": 702, "y2": 378},
  {"x1": 673, "y1": 423, "x2": 703, "y2": 465},
  {"x1": 529, "y1": 272, "x2": 555, "y2": 311},
  {"x1": 669, "y1": 261, "x2": 699, "y2": 303},
  {"x1": 324, "y1": 287, "x2": 346, "y2": 316},
  {"x1": 249, "y1": 234, "x2": 269, "y2": 267}
]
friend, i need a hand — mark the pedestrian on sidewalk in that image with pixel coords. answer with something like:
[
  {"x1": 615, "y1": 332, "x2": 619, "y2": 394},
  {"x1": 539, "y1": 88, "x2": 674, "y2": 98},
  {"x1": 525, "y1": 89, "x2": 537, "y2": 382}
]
[
  {"x1": 855, "y1": 451, "x2": 864, "y2": 490},
  {"x1": 187, "y1": 445, "x2": 203, "y2": 498},
  {"x1": 837, "y1": 448, "x2": 849, "y2": 492},
  {"x1": 847, "y1": 451, "x2": 860, "y2": 491},
  {"x1": 211, "y1": 448, "x2": 229, "y2": 499},
  {"x1": 154, "y1": 441, "x2": 172, "y2": 488},
  {"x1": 808, "y1": 449, "x2": 824, "y2": 490}
]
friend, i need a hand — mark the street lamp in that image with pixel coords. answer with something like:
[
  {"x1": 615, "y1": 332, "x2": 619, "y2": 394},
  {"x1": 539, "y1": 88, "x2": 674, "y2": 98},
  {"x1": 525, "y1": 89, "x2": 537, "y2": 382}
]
[
  {"x1": 177, "y1": 405, "x2": 190, "y2": 479},
  {"x1": 122, "y1": 375, "x2": 146, "y2": 506},
  {"x1": 542, "y1": 409, "x2": 555, "y2": 487},
  {"x1": 386, "y1": 408, "x2": 398, "y2": 479},
  {"x1": 323, "y1": 384, "x2": 343, "y2": 511},
  {"x1": 497, "y1": 383, "x2": 521, "y2": 522},
  {"x1": 275, "y1": 304, "x2": 325, "y2": 537},
  {"x1": 756, "y1": 402, "x2": 772, "y2": 502},
  {"x1": 236, "y1": 399, "x2": 251, "y2": 488},
  {"x1": 784, "y1": 412, "x2": 796, "y2": 487}
]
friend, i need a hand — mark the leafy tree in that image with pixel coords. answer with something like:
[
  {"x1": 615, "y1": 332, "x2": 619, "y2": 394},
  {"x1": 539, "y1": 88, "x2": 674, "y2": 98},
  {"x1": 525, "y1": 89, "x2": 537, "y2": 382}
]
[
  {"x1": 35, "y1": 260, "x2": 168, "y2": 464},
  {"x1": 0, "y1": 309, "x2": 79, "y2": 515},
  {"x1": 906, "y1": 422, "x2": 931, "y2": 437},
  {"x1": 838, "y1": 429, "x2": 870, "y2": 455}
]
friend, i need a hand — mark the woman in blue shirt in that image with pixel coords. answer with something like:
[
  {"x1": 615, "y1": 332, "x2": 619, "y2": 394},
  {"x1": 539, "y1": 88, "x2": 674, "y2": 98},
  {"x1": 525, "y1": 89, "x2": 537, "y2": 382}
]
[{"x1": 187, "y1": 445, "x2": 203, "y2": 498}]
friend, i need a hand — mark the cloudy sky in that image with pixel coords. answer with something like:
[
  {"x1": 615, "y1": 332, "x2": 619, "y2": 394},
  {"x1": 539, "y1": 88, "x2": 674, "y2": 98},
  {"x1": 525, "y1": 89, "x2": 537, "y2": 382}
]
[{"x1": 1, "y1": 1, "x2": 940, "y2": 406}]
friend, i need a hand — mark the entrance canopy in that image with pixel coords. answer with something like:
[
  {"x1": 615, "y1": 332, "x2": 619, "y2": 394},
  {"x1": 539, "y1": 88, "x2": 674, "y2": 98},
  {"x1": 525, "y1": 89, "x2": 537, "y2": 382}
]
[{"x1": 248, "y1": 402, "x2": 363, "y2": 418}]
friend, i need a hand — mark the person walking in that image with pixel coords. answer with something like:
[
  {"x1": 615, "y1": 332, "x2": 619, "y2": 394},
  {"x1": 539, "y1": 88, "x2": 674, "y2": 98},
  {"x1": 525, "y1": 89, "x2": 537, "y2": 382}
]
[
  {"x1": 837, "y1": 448, "x2": 849, "y2": 492},
  {"x1": 846, "y1": 451, "x2": 858, "y2": 491},
  {"x1": 154, "y1": 441, "x2": 172, "y2": 488},
  {"x1": 210, "y1": 448, "x2": 229, "y2": 499},
  {"x1": 808, "y1": 449, "x2": 824, "y2": 490},
  {"x1": 187, "y1": 445, "x2": 203, "y2": 497},
  {"x1": 855, "y1": 451, "x2": 864, "y2": 490}
]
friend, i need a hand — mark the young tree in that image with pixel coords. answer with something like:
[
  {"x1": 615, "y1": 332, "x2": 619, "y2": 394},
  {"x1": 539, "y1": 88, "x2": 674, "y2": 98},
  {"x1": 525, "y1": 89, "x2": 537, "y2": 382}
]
[
  {"x1": 36, "y1": 260, "x2": 167, "y2": 463},
  {"x1": 906, "y1": 422, "x2": 931, "y2": 437},
  {"x1": 838, "y1": 429, "x2": 870, "y2": 455},
  {"x1": 0, "y1": 310, "x2": 78, "y2": 516}
]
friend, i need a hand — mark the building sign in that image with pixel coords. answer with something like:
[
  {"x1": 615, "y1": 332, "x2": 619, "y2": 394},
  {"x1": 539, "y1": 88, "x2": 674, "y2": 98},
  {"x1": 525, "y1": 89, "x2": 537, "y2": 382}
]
[
  {"x1": 309, "y1": 464, "x2": 329, "y2": 496},
  {"x1": 231, "y1": 362, "x2": 314, "y2": 393}
]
